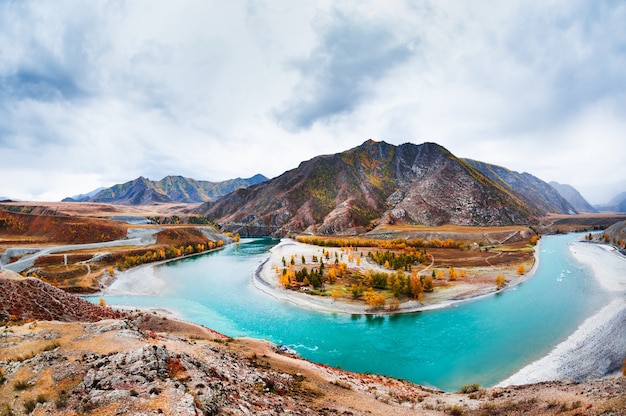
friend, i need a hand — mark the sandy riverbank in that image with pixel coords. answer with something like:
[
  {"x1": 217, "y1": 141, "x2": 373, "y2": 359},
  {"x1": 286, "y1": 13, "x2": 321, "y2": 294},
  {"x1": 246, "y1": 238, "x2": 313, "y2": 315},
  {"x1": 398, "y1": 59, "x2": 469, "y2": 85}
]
[
  {"x1": 498, "y1": 241, "x2": 626, "y2": 386},
  {"x1": 253, "y1": 238, "x2": 539, "y2": 315}
]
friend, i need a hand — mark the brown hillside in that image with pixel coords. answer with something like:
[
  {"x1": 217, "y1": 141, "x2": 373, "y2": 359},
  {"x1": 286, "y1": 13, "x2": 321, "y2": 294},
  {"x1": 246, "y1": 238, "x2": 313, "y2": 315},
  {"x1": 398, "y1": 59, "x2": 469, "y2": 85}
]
[
  {"x1": 0, "y1": 270, "x2": 125, "y2": 322},
  {"x1": 0, "y1": 210, "x2": 127, "y2": 244}
]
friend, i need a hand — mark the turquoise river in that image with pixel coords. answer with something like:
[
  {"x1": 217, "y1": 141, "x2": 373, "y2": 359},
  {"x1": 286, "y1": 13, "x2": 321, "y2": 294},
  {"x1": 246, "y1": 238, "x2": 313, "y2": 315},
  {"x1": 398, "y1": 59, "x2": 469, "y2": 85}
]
[{"x1": 89, "y1": 233, "x2": 611, "y2": 391}]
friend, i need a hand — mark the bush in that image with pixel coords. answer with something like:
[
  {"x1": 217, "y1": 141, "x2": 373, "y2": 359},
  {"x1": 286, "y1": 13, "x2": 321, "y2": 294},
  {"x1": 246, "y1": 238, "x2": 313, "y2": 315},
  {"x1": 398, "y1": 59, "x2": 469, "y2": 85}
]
[
  {"x1": 459, "y1": 383, "x2": 480, "y2": 394},
  {"x1": 23, "y1": 400, "x2": 36, "y2": 414},
  {"x1": 14, "y1": 380, "x2": 30, "y2": 391}
]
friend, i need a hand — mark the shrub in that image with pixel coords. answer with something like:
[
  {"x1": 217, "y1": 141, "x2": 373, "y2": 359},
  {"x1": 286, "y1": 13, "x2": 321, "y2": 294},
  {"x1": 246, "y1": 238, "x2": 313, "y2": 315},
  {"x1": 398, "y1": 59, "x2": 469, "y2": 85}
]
[
  {"x1": 14, "y1": 380, "x2": 30, "y2": 391},
  {"x1": 23, "y1": 400, "x2": 36, "y2": 414},
  {"x1": 459, "y1": 383, "x2": 480, "y2": 394}
]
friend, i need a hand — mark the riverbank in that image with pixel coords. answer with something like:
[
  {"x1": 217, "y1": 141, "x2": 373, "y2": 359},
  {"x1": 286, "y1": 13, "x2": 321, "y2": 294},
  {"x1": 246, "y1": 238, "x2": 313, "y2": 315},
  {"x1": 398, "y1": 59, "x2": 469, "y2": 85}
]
[
  {"x1": 253, "y1": 238, "x2": 540, "y2": 315},
  {"x1": 498, "y1": 241, "x2": 626, "y2": 386}
]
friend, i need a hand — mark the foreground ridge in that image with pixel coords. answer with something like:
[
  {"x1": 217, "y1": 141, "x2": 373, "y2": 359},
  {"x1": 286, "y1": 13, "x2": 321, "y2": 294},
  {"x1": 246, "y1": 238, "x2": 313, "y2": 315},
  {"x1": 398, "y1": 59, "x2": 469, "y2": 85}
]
[{"x1": 0, "y1": 270, "x2": 624, "y2": 415}]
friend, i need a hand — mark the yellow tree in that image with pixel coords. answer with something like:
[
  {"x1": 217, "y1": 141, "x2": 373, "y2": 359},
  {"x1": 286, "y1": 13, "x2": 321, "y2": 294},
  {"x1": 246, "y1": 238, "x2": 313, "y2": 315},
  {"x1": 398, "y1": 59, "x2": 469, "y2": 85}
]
[
  {"x1": 436, "y1": 270, "x2": 443, "y2": 280},
  {"x1": 364, "y1": 289, "x2": 386, "y2": 308},
  {"x1": 327, "y1": 268, "x2": 337, "y2": 283},
  {"x1": 448, "y1": 267, "x2": 458, "y2": 281},
  {"x1": 331, "y1": 290, "x2": 340, "y2": 301},
  {"x1": 517, "y1": 264, "x2": 525, "y2": 275},
  {"x1": 423, "y1": 276, "x2": 434, "y2": 292},
  {"x1": 496, "y1": 275, "x2": 506, "y2": 290},
  {"x1": 410, "y1": 276, "x2": 423, "y2": 299}
]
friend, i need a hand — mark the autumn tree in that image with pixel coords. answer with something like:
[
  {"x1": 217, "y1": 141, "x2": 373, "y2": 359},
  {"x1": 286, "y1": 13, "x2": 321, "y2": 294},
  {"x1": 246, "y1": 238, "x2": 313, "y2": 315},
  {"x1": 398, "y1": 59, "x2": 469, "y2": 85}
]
[
  {"x1": 423, "y1": 276, "x2": 434, "y2": 292},
  {"x1": 448, "y1": 267, "x2": 458, "y2": 281},
  {"x1": 517, "y1": 264, "x2": 525, "y2": 275},
  {"x1": 327, "y1": 268, "x2": 337, "y2": 283},
  {"x1": 496, "y1": 275, "x2": 506, "y2": 290},
  {"x1": 409, "y1": 275, "x2": 423, "y2": 299},
  {"x1": 351, "y1": 283, "x2": 364, "y2": 299},
  {"x1": 364, "y1": 289, "x2": 386, "y2": 309}
]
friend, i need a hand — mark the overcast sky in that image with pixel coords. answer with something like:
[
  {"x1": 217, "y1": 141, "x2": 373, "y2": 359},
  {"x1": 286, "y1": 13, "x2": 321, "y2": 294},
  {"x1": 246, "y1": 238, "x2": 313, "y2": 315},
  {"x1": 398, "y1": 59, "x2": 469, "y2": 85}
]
[{"x1": 1, "y1": 0, "x2": 625, "y2": 204}]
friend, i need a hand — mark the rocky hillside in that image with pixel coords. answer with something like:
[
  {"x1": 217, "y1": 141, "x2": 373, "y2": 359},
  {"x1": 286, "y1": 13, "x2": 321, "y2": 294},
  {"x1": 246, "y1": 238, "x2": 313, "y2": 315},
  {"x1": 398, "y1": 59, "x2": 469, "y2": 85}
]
[
  {"x1": 463, "y1": 160, "x2": 576, "y2": 215},
  {"x1": 64, "y1": 174, "x2": 267, "y2": 205},
  {"x1": 0, "y1": 273, "x2": 624, "y2": 415},
  {"x1": 549, "y1": 181, "x2": 598, "y2": 213},
  {"x1": 197, "y1": 140, "x2": 572, "y2": 237},
  {"x1": 0, "y1": 271, "x2": 125, "y2": 322}
]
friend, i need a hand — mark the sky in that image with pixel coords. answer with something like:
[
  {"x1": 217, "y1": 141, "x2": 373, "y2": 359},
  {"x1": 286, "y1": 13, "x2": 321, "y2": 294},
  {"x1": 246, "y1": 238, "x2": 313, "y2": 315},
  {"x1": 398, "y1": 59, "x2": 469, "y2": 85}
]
[{"x1": 0, "y1": 0, "x2": 625, "y2": 204}]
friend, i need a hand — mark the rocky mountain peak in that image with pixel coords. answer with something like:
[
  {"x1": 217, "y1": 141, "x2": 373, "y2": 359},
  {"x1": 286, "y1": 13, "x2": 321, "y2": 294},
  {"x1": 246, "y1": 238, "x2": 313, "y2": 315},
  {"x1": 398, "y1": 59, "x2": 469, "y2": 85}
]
[{"x1": 197, "y1": 140, "x2": 567, "y2": 237}]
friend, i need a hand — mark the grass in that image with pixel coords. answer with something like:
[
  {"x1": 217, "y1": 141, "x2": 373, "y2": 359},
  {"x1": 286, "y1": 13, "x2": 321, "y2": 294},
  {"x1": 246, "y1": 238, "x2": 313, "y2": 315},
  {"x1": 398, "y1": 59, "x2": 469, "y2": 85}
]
[{"x1": 43, "y1": 341, "x2": 61, "y2": 351}]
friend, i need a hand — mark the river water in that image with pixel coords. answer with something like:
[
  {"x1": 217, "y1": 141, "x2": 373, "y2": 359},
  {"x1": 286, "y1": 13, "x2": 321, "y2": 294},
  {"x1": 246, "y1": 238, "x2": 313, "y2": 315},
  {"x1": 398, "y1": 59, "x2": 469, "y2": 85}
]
[{"x1": 90, "y1": 233, "x2": 610, "y2": 391}]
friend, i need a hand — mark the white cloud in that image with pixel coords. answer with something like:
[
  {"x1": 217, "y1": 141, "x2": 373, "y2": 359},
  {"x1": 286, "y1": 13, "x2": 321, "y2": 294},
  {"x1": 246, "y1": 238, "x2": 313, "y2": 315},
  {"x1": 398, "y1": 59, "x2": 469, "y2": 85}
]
[{"x1": 0, "y1": 0, "x2": 624, "y2": 205}]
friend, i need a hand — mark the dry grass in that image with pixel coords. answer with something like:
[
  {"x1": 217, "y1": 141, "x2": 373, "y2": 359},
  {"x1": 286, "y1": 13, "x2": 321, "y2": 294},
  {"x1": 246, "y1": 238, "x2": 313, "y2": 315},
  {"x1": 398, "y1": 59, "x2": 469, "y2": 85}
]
[{"x1": 376, "y1": 223, "x2": 530, "y2": 234}]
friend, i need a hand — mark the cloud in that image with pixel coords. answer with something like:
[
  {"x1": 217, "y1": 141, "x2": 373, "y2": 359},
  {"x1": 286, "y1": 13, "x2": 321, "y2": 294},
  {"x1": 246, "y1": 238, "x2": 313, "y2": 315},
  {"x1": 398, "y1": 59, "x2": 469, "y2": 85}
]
[
  {"x1": 275, "y1": 6, "x2": 416, "y2": 130},
  {"x1": 0, "y1": 1, "x2": 624, "y2": 205}
]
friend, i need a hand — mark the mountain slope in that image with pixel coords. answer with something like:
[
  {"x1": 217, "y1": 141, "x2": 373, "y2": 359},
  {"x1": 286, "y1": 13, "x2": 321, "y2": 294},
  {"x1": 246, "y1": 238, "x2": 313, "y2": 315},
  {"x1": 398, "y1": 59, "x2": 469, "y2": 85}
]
[
  {"x1": 197, "y1": 140, "x2": 547, "y2": 236},
  {"x1": 64, "y1": 174, "x2": 267, "y2": 205},
  {"x1": 549, "y1": 181, "x2": 598, "y2": 213},
  {"x1": 463, "y1": 160, "x2": 577, "y2": 215}
]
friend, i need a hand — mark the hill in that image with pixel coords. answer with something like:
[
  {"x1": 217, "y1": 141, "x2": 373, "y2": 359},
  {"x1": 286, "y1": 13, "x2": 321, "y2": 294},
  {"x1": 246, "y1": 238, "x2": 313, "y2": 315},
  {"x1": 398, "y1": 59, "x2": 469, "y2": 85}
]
[
  {"x1": 549, "y1": 181, "x2": 598, "y2": 213},
  {"x1": 196, "y1": 140, "x2": 574, "y2": 237},
  {"x1": 595, "y1": 191, "x2": 626, "y2": 213},
  {"x1": 0, "y1": 270, "x2": 125, "y2": 322},
  {"x1": 63, "y1": 174, "x2": 267, "y2": 205}
]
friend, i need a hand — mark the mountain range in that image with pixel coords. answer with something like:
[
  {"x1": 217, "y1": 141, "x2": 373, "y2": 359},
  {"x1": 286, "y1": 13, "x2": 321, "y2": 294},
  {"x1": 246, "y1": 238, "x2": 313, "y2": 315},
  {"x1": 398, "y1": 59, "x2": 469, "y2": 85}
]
[
  {"x1": 594, "y1": 192, "x2": 626, "y2": 213},
  {"x1": 61, "y1": 140, "x2": 610, "y2": 236},
  {"x1": 63, "y1": 174, "x2": 267, "y2": 205},
  {"x1": 549, "y1": 181, "x2": 598, "y2": 213},
  {"x1": 195, "y1": 140, "x2": 582, "y2": 236}
]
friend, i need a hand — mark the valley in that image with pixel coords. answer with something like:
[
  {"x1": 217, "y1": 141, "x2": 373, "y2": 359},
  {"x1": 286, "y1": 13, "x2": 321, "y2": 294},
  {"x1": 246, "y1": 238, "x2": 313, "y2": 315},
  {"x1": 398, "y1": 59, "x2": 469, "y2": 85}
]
[{"x1": 1, "y1": 140, "x2": 625, "y2": 415}]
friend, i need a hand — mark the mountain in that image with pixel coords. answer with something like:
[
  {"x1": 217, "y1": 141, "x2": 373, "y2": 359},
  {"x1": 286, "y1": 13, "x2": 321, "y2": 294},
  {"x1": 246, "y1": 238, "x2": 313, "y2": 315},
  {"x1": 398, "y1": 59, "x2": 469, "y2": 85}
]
[
  {"x1": 595, "y1": 192, "x2": 626, "y2": 213},
  {"x1": 196, "y1": 140, "x2": 569, "y2": 237},
  {"x1": 463, "y1": 160, "x2": 577, "y2": 215},
  {"x1": 549, "y1": 182, "x2": 598, "y2": 213},
  {"x1": 64, "y1": 186, "x2": 106, "y2": 202},
  {"x1": 64, "y1": 174, "x2": 268, "y2": 205}
]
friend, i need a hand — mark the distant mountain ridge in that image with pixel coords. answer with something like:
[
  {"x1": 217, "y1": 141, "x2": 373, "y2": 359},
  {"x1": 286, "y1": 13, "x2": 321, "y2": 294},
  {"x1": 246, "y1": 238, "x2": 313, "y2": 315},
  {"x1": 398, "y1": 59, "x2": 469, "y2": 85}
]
[
  {"x1": 595, "y1": 192, "x2": 626, "y2": 213},
  {"x1": 461, "y1": 160, "x2": 577, "y2": 215},
  {"x1": 197, "y1": 140, "x2": 574, "y2": 237},
  {"x1": 549, "y1": 181, "x2": 598, "y2": 213},
  {"x1": 64, "y1": 174, "x2": 267, "y2": 205}
]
